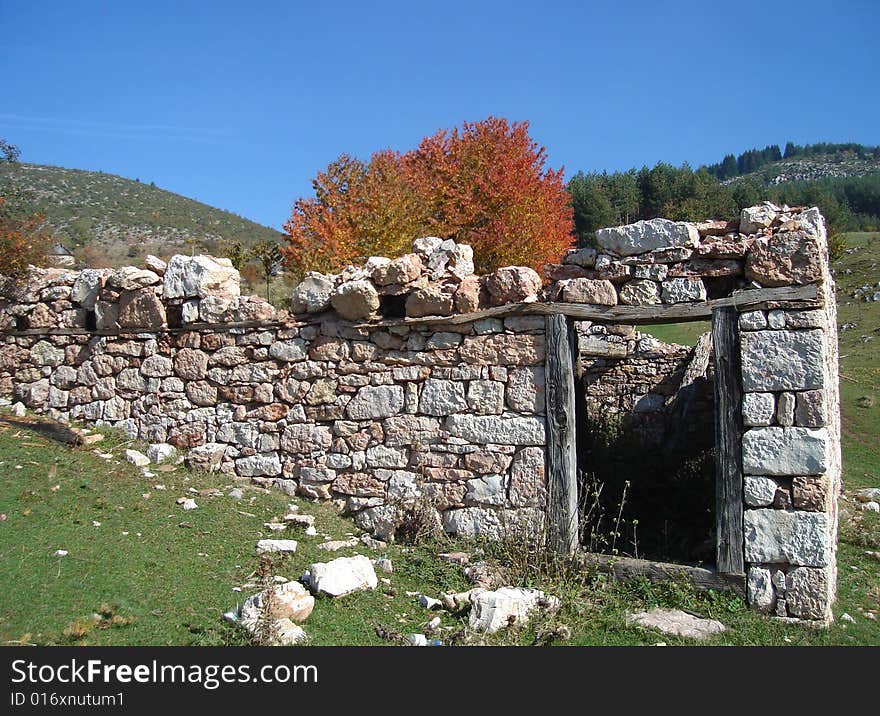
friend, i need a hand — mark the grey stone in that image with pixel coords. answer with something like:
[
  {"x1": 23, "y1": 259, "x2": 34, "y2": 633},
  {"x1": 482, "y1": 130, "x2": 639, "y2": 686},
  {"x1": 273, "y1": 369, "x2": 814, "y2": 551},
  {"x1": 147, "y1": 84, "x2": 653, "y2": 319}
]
[
  {"x1": 744, "y1": 476, "x2": 778, "y2": 507},
  {"x1": 776, "y1": 392, "x2": 795, "y2": 427},
  {"x1": 146, "y1": 443, "x2": 177, "y2": 463},
  {"x1": 743, "y1": 509, "x2": 830, "y2": 567},
  {"x1": 186, "y1": 443, "x2": 228, "y2": 472},
  {"x1": 71, "y1": 269, "x2": 109, "y2": 309},
  {"x1": 330, "y1": 280, "x2": 380, "y2": 321},
  {"x1": 124, "y1": 449, "x2": 150, "y2": 467},
  {"x1": 562, "y1": 247, "x2": 598, "y2": 267},
  {"x1": 290, "y1": 272, "x2": 335, "y2": 314},
  {"x1": 767, "y1": 309, "x2": 786, "y2": 329},
  {"x1": 269, "y1": 339, "x2": 308, "y2": 362},
  {"x1": 163, "y1": 255, "x2": 240, "y2": 299},
  {"x1": 795, "y1": 390, "x2": 826, "y2": 428},
  {"x1": 618, "y1": 279, "x2": 661, "y2": 306},
  {"x1": 506, "y1": 367, "x2": 545, "y2": 413},
  {"x1": 419, "y1": 379, "x2": 467, "y2": 416},
  {"x1": 308, "y1": 555, "x2": 378, "y2": 597},
  {"x1": 465, "y1": 474, "x2": 506, "y2": 507},
  {"x1": 740, "y1": 202, "x2": 778, "y2": 234},
  {"x1": 466, "y1": 380, "x2": 505, "y2": 415},
  {"x1": 742, "y1": 427, "x2": 827, "y2": 476},
  {"x1": 785, "y1": 567, "x2": 831, "y2": 620},
  {"x1": 595, "y1": 218, "x2": 699, "y2": 257},
  {"x1": 280, "y1": 424, "x2": 333, "y2": 453},
  {"x1": 747, "y1": 567, "x2": 775, "y2": 612},
  {"x1": 441, "y1": 507, "x2": 543, "y2": 539},
  {"x1": 661, "y1": 277, "x2": 706, "y2": 303},
  {"x1": 30, "y1": 341, "x2": 64, "y2": 367},
  {"x1": 446, "y1": 415, "x2": 545, "y2": 446},
  {"x1": 742, "y1": 392, "x2": 775, "y2": 427},
  {"x1": 256, "y1": 539, "x2": 298, "y2": 554},
  {"x1": 469, "y1": 587, "x2": 551, "y2": 633},
  {"x1": 627, "y1": 608, "x2": 725, "y2": 640},
  {"x1": 108, "y1": 266, "x2": 160, "y2": 290},
  {"x1": 741, "y1": 329, "x2": 824, "y2": 391},
  {"x1": 365, "y1": 445, "x2": 408, "y2": 468},
  {"x1": 738, "y1": 310, "x2": 767, "y2": 331},
  {"x1": 235, "y1": 453, "x2": 282, "y2": 477},
  {"x1": 346, "y1": 385, "x2": 404, "y2": 420}
]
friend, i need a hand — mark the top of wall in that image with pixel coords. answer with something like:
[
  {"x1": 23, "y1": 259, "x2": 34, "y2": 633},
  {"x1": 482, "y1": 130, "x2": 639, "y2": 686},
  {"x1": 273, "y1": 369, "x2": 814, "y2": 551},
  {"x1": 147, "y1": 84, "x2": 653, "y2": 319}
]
[{"x1": 0, "y1": 202, "x2": 829, "y2": 334}]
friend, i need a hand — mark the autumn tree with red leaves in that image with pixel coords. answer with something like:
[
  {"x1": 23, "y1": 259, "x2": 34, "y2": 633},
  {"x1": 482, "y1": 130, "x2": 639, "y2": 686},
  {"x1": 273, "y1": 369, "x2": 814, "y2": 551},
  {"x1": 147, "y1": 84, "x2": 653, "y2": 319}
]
[
  {"x1": 282, "y1": 118, "x2": 573, "y2": 275},
  {"x1": 0, "y1": 140, "x2": 51, "y2": 279}
]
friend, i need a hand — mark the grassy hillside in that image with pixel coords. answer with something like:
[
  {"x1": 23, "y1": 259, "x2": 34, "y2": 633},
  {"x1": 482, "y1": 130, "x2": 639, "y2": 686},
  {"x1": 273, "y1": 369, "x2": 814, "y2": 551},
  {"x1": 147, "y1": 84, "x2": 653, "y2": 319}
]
[{"x1": 0, "y1": 162, "x2": 284, "y2": 266}]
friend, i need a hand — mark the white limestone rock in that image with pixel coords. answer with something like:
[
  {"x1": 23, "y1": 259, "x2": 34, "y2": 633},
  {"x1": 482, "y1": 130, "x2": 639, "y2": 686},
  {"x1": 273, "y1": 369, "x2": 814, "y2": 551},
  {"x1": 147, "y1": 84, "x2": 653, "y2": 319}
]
[
  {"x1": 124, "y1": 449, "x2": 150, "y2": 467},
  {"x1": 742, "y1": 392, "x2": 775, "y2": 427},
  {"x1": 743, "y1": 476, "x2": 778, "y2": 507},
  {"x1": 163, "y1": 255, "x2": 240, "y2": 299},
  {"x1": 346, "y1": 385, "x2": 405, "y2": 420},
  {"x1": 595, "y1": 218, "x2": 699, "y2": 257},
  {"x1": 290, "y1": 272, "x2": 335, "y2": 314},
  {"x1": 235, "y1": 453, "x2": 282, "y2": 477},
  {"x1": 743, "y1": 509, "x2": 830, "y2": 567},
  {"x1": 627, "y1": 607, "x2": 726, "y2": 640},
  {"x1": 71, "y1": 269, "x2": 110, "y2": 309},
  {"x1": 419, "y1": 379, "x2": 468, "y2": 416},
  {"x1": 742, "y1": 427, "x2": 827, "y2": 476},
  {"x1": 747, "y1": 567, "x2": 775, "y2": 612},
  {"x1": 307, "y1": 555, "x2": 378, "y2": 598},
  {"x1": 446, "y1": 414, "x2": 545, "y2": 446},
  {"x1": 441, "y1": 507, "x2": 543, "y2": 540},
  {"x1": 469, "y1": 587, "x2": 552, "y2": 633},
  {"x1": 740, "y1": 329, "x2": 824, "y2": 391},
  {"x1": 661, "y1": 277, "x2": 707, "y2": 303},
  {"x1": 465, "y1": 474, "x2": 506, "y2": 507},
  {"x1": 256, "y1": 539, "x2": 299, "y2": 554},
  {"x1": 738, "y1": 310, "x2": 767, "y2": 331},
  {"x1": 330, "y1": 279, "x2": 380, "y2": 320},
  {"x1": 144, "y1": 443, "x2": 176, "y2": 465}
]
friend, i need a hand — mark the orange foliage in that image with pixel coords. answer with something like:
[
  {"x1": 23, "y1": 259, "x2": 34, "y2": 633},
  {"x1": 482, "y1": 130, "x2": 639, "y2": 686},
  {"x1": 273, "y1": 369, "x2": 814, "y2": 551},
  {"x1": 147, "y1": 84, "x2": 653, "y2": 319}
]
[
  {"x1": 282, "y1": 117, "x2": 574, "y2": 275},
  {"x1": 0, "y1": 196, "x2": 51, "y2": 278}
]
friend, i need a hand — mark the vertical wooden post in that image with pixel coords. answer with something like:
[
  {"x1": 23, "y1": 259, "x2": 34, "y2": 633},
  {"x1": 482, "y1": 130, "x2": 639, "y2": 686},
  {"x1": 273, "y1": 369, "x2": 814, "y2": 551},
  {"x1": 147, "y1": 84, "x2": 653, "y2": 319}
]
[
  {"x1": 712, "y1": 307, "x2": 745, "y2": 574},
  {"x1": 545, "y1": 314, "x2": 578, "y2": 555}
]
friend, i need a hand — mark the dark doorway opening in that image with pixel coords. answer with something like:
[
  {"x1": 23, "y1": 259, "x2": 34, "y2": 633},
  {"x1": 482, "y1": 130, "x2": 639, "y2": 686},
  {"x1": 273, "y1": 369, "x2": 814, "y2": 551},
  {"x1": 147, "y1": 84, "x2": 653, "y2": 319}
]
[{"x1": 575, "y1": 322, "x2": 717, "y2": 567}]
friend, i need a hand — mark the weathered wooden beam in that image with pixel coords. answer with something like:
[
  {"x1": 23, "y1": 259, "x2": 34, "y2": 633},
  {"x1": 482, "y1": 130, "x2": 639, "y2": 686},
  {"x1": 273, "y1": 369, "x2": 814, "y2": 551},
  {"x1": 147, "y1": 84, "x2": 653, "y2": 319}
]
[
  {"x1": 544, "y1": 313, "x2": 579, "y2": 555},
  {"x1": 582, "y1": 552, "x2": 746, "y2": 596},
  {"x1": 712, "y1": 306, "x2": 745, "y2": 574},
  {"x1": 351, "y1": 283, "x2": 819, "y2": 328}
]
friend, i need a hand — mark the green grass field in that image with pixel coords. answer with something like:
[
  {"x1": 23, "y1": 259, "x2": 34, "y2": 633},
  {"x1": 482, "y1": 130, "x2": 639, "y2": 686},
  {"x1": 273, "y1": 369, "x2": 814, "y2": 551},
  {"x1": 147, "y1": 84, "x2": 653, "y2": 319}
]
[{"x1": 0, "y1": 233, "x2": 878, "y2": 646}]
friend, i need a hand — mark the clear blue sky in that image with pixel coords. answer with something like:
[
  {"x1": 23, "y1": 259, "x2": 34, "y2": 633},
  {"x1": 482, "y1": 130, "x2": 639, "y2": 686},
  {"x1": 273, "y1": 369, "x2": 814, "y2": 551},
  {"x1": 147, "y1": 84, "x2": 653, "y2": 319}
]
[{"x1": 2, "y1": 0, "x2": 877, "y2": 230}]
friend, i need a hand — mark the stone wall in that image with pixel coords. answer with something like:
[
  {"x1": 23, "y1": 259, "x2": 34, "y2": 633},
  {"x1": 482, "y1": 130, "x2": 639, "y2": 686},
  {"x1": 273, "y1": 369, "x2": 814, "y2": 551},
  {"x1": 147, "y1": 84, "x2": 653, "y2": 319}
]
[{"x1": 0, "y1": 201, "x2": 841, "y2": 623}]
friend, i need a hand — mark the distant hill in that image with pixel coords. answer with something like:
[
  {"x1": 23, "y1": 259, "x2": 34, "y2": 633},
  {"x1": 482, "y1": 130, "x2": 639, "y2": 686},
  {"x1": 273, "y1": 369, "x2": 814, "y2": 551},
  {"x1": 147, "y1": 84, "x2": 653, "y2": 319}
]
[
  {"x1": 703, "y1": 142, "x2": 880, "y2": 185},
  {"x1": 0, "y1": 162, "x2": 284, "y2": 266}
]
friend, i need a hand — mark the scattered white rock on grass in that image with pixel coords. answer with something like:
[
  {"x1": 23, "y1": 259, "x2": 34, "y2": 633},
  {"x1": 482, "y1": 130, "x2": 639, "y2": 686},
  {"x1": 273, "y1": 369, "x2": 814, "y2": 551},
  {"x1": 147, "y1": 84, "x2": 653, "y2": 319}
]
[
  {"x1": 419, "y1": 595, "x2": 442, "y2": 610},
  {"x1": 177, "y1": 498, "x2": 198, "y2": 511},
  {"x1": 375, "y1": 558, "x2": 393, "y2": 574},
  {"x1": 228, "y1": 488, "x2": 244, "y2": 500},
  {"x1": 840, "y1": 612, "x2": 856, "y2": 624},
  {"x1": 317, "y1": 538, "x2": 359, "y2": 551},
  {"x1": 256, "y1": 539, "x2": 298, "y2": 554},
  {"x1": 146, "y1": 443, "x2": 177, "y2": 464},
  {"x1": 54, "y1": 549, "x2": 68, "y2": 557},
  {"x1": 264, "y1": 523, "x2": 287, "y2": 531},
  {"x1": 239, "y1": 581, "x2": 315, "y2": 626},
  {"x1": 12, "y1": 402, "x2": 26, "y2": 417},
  {"x1": 861, "y1": 501, "x2": 880, "y2": 513},
  {"x1": 284, "y1": 514, "x2": 315, "y2": 527},
  {"x1": 627, "y1": 608, "x2": 726, "y2": 640},
  {"x1": 124, "y1": 449, "x2": 150, "y2": 467},
  {"x1": 307, "y1": 555, "x2": 378, "y2": 597},
  {"x1": 469, "y1": 587, "x2": 557, "y2": 633},
  {"x1": 305, "y1": 526, "x2": 317, "y2": 536},
  {"x1": 408, "y1": 633, "x2": 428, "y2": 646}
]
